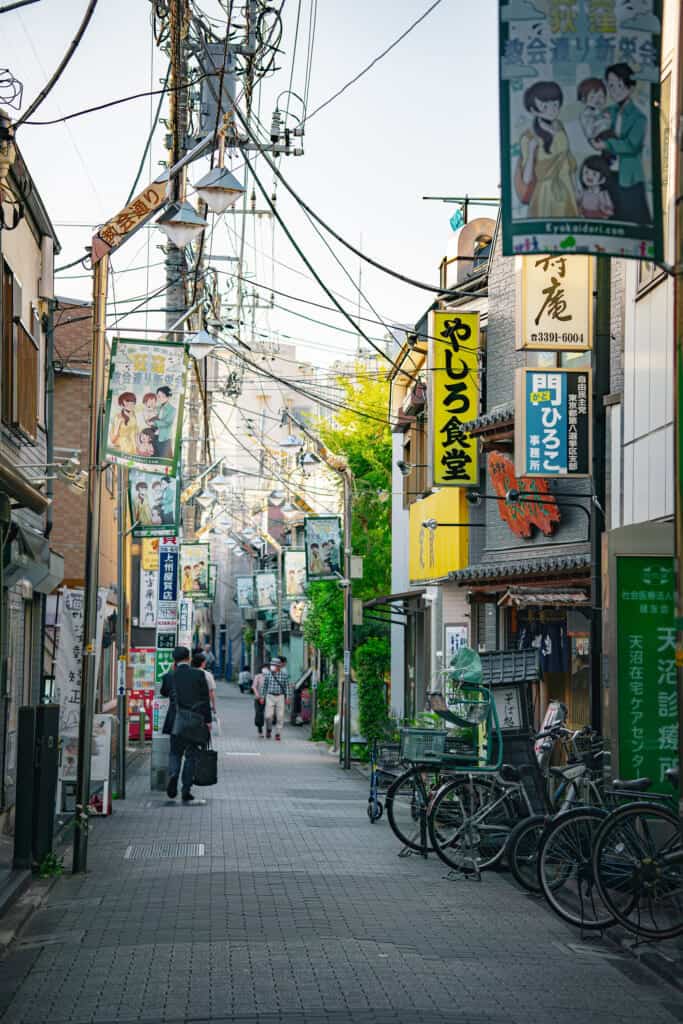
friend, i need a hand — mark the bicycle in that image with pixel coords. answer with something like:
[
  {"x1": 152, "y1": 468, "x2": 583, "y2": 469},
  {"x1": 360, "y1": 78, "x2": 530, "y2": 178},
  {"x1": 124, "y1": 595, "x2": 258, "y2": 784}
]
[
  {"x1": 591, "y1": 766, "x2": 682, "y2": 940},
  {"x1": 367, "y1": 737, "x2": 401, "y2": 823},
  {"x1": 385, "y1": 728, "x2": 461, "y2": 855}
]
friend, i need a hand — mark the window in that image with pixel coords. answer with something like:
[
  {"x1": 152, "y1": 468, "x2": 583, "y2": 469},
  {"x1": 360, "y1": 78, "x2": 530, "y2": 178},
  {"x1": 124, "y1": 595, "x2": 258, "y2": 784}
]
[{"x1": 1, "y1": 259, "x2": 38, "y2": 439}]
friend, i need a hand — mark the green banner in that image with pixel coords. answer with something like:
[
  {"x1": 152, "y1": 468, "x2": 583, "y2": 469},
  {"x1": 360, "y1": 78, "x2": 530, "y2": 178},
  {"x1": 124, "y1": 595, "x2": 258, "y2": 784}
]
[
  {"x1": 155, "y1": 648, "x2": 175, "y2": 686},
  {"x1": 616, "y1": 556, "x2": 678, "y2": 792}
]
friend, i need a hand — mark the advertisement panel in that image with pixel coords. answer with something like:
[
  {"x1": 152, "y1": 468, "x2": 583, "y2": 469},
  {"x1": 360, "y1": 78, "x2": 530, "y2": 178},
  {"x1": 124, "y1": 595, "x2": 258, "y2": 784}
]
[
  {"x1": 304, "y1": 516, "x2": 342, "y2": 581},
  {"x1": 236, "y1": 576, "x2": 255, "y2": 609},
  {"x1": 517, "y1": 254, "x2": 593, "y2": 350},
  {"x1": 429, "y1": 310, "x2": 479, "y2": 487},
  {"x1": 255, "y1": 571, "x2": 278, "y2": 610},
  {"x1": 515, "y1": 368, "x2": 591, "y2": 477},
  {"x1": 179, "y1": 542, "x2": 210, "y2": 599},
  {"x1": 102, "y1": 338, "x2": 187, "y2": 473},
  {"x1": 177, "y1": 598, "x2": 193, "y2": 648},
  {"x1": 139, "y1": 567, "x2": 157, "y2": 628},
  {"x1": 499, "y1": 0, "x2": 663, "y2": 261},
  {"x1": 157, "y1": 538, "x2": 178, "y2": 627},
  {"x1": 616, "y1": 556, "x2": 678, "y2": 791},
  {"x1": 129, "y1": 470, "x2": 180, "y2": 537},
  {"x1": 284, "y1": 549, "x2": 306, "y2": 598}
]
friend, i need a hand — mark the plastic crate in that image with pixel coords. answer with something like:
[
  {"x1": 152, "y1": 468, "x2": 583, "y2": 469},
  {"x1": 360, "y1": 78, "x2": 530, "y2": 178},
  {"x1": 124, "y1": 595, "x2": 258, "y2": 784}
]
[
  {"x1": 399, "y1": 728, "x2": 447, "y2": 762},
  {"x1": 377, "y1": 743, "x2": 401, "y2": 770}
]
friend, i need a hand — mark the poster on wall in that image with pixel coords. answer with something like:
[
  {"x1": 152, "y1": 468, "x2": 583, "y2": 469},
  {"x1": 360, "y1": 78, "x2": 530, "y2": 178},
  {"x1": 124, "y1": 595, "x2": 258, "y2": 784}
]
[
  {"x1": 428, "y1": 310, "x2": 480, "y2": 488},
  {"x1": 236, "y1": 576, "x2": 255, "y2": 609},
  {"x1": 444, "y1": 624, "x2": 469, "y2": 664},
  {"x1": 129, "y1": 470, "x2": 180, "y2": 537},
  {"x1": 284, "y1": 549, "x2": 307, "y2": 598},
  {"x1": 179, "y1": 542, "x2": 210, "y2": 599},
  {"x1": 304, "y1": 516, "x2": 342, "y2": 581},
  {"x1": 616, "y1": 556, "x2": 678, "y2": 791},
  {"x1": 499, "y1": 0, "x2": 663, "y2": 261},
  {"x1": 515, "y1": 368, "x2": 591, "y2": 477},
  {"x1": 516, "y1": 255, "x2": 593, "y2": 350},
  {"x1": 255, "y1": 571, "x2": 278, "y2": 610},
  {"x1": 129, "y1": 647, "x2": 156, "y2": 687},
  {"x1": 102, "y1": 338, "x2": 187, "y2": 473}
]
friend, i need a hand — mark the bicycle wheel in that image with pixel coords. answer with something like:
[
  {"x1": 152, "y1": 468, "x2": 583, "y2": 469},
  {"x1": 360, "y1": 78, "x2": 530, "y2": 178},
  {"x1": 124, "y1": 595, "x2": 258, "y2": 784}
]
[
  {"x1": 538, "y1": 807, "x2": 614, "y2": 930},
  {"x1": 386, "y1": 766, "x2": 443, "y2": 852},
  {"x1": 592, "y1": 802, "x2": 683, "y2": 940},
  {"x1": 428, "y1": 775, "x2": 516, "y2": 873},
  {"x1": 506, "y1": 814, "x2": 546, "y2": 893}
]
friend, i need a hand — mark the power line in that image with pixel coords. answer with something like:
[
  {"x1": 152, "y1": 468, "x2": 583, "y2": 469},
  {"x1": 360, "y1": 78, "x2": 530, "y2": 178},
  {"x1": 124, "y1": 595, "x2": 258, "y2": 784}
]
[{"x1": 14, "y1": 0, "x2": 99, "y2": 128}]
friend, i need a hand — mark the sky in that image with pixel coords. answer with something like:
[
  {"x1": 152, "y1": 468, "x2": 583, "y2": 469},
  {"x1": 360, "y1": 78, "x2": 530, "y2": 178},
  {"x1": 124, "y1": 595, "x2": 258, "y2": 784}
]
[{"x1": 3, "y1": 0, "x2": 501, "y2": 371}]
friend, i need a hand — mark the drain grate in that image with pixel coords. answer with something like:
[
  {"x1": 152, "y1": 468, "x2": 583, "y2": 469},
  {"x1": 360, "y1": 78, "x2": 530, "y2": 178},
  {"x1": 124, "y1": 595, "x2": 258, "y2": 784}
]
[{"x1": 124, "y1": 841, "x2": 205, "y2": 860}]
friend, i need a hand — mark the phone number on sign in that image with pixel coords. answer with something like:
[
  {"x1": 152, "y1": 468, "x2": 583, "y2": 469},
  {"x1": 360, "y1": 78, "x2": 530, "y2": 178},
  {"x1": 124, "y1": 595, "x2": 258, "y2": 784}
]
[{"x1": 529, "y1": 332, "x2": 585, "y2": 345}]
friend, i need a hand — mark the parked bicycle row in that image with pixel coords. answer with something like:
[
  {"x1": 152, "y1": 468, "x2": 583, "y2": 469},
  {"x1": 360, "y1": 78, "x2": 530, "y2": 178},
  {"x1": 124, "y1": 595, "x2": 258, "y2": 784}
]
[{"x1": 366, "y1": 648, "x2": 682, "y2": 943}]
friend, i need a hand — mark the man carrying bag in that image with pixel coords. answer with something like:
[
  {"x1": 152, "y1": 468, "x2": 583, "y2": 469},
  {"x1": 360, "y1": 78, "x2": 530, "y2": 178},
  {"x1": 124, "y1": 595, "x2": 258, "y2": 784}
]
[{"x1": 161, "y1": 646, "x2": 212, "y2": 803}]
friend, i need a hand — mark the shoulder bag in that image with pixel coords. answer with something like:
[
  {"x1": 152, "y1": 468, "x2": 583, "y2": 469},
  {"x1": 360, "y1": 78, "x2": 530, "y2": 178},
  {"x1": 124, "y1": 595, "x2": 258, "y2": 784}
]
[{"x1": 193, "y1": 737, "x2": 218, "y2": 787}]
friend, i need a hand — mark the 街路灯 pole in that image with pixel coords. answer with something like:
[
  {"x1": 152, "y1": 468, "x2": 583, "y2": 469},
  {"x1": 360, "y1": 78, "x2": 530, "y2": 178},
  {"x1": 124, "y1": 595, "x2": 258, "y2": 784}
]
[
  {"x1": 342, "y1": 468, "x2": 353, "y2": 770},
  {"x1": 72, "y1": 252, "x2": 109, "y2": 874},
  {"x1": 116, "y1": 466, "x2": 127, "y2": 799},
  {"x1": 673, "y1": 4, "x2": 683, "y2": 818}
]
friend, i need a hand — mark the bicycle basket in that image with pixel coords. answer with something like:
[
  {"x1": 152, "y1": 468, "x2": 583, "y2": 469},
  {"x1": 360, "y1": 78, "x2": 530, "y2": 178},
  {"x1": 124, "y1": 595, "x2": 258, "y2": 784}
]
[
  {"x1": 377, "y1": 743, "x2": 402, "y2": 770},
  {"x1": 399, "y1": 728, "x2": 447, "y2": 761}
]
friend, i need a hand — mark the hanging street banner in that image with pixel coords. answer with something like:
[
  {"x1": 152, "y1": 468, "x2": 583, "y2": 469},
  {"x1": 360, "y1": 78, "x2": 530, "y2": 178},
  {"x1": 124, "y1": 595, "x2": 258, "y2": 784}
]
[
  {"x1": 284, "y1": 549, "x2": 307, "y2": 598},
  {"x1": 129, "y1": 470, "x2": 180, "y2": 537},
  {"x1": 515, "y1": 368, "x2": 591, "y2": 477},
  {"x1": 157, "y1": 538, "x2": 179, "y2": 628},
  {"x1": 616, "y1": 556, "x2": 678, "y2": 792},
  {"x1": 103, "y1": 339, "x2": 188, "y2": 474},
  {"x1": 304, "y1": 516, "x2": 342, "y2": 581},
  {"x1": 180, "y1": 542, "x2": 211, "y2": 599},
  {"x1": 499, "y1": 0, "x2": 663, "y2": 261},
  {"x1": 516, "y1": 254, "x2": 593, "y2": 350},
  {"x1": 139, "y1": 567, "x2": 157, "y2": 628},
  {"x1": 428, "y1": 311, "x2": 480, "y2": 487},
  {"x1": 255, "y1": 571, "x2": 278, "y2": 610},
  {"x1": 236, "y1": 575, "x2": 255, "y2": 609}
]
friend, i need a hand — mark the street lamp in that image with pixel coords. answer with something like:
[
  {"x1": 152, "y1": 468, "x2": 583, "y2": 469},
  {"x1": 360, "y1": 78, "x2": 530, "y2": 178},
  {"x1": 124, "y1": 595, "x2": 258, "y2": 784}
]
[
  {"x1": 193, "y1": 165, "x2": 245, "y2": 213},
  {"x1": 194, "y1": 488, "x2": 215, "y2": 510},
  {"x1": 155, "y1": 199, "x2": 207, "y2": 247},
  {"x1": 396, "y1": 460, "x2": 427, "y2": 477},
  {"x1": 187, "y1": 328, "x2": 216, "y2": 360},
  {"x1": 279, "y1": 434, "x2": 304, "y2": 449}
]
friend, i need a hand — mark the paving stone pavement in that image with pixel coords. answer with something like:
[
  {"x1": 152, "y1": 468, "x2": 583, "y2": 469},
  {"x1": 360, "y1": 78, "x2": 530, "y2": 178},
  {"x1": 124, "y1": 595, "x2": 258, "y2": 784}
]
[{"x1": 1, "y1": 684, "x2": 682, "y2": 1024}]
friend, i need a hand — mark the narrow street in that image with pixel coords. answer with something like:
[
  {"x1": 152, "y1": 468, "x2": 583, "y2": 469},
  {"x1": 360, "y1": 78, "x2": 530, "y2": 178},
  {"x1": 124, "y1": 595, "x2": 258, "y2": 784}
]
[{"x1": 0, "y1": 684, "x2": 681, "y2": 1024}]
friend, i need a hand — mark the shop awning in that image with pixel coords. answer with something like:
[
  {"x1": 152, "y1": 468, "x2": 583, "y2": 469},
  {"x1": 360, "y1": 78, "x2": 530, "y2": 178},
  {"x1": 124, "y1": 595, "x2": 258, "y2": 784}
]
[
  {"x1": 363, "y1": 588, "x2": 426, "y2": 609},
  {"x1": 0, "y1": 456, "x2": 49, "y2": 515},
  {"x1": 450, "y1": 552, "x2": 591, "y2": 589},
  {"x1": 497, "y1": 587, "x2": 590, "y2": 609}
]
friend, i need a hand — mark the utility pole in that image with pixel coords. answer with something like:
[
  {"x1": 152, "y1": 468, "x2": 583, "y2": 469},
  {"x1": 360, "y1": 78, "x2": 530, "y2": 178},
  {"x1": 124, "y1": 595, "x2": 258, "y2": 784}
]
[
  {"x1": 116, "y1": 467, "x2": 127, "y2": 799},
  {"x1": 166, "y1": 0, "x2": 189, "y2": 333},
  {"x1": 673, "y1": 4, "x2": 683, "y2": 818}
]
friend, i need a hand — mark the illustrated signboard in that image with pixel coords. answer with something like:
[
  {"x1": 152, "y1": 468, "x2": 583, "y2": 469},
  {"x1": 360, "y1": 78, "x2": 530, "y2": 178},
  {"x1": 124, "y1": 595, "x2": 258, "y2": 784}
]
[
  {"x1": 129, "y1": 470, "x2": 179, "y2": 537},
  {"x1": 428, "y1": 310, "x2": 479, "y2": 487},
  {"x1": 499, "y1": 0, "x2": 663, "y2": 261},
  {"x1": 103, "y1": 339, "x2": 187, "y2": 473},
  {"x1": 129, "y1": 647, "x2": 156, "y2": 687},
  {"x1": 616, "y1": 556, "x2": 678, "y2": 792},
  {"x1": 516, "y1": 254, "x2": 593, "y2": 350},
  {"x1": 236, "y1": 576, "x2": 255, "y2": 609},
  {"x1": 179, "y1": 542, "x2": 210, "y2": 599},
  {"x1": 515, "y1": 368, "x2": 591, "y2": 477},
  {"x1": 304, "y1": 516, "x2": 342, "y2": 581},
  {"x1": 255, "y1": 571, "x2": 278, "y2": 610},
  {"x1": 284, "y1": 549, "x2": 307, "y2": 598},
  {"x1": 488, "y1": 451, "x2": 561, "y2": 537}
]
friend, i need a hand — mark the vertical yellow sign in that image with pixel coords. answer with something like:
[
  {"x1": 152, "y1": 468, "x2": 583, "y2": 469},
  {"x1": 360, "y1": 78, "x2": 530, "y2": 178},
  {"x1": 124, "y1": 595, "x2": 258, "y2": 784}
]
[{"x1": 429, "y1": 310, "x2": 480, "y2": 487}]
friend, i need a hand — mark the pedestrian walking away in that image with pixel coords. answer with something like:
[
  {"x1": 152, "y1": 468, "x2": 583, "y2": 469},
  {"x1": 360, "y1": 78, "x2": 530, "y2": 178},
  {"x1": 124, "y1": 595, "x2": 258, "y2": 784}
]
[
  {"x1": 262, "y1": 655, "x2": 291, "y2": 740},
  {"x1": 251, "y1": 664, "x2": 267, "y2": 736},
  {"x1": 193, "y1": 648, "x2": 219, "y2": 731},
  {"x1": 238, "y1": 665, "x2": 253, "y2": 693},
  {"x1": 160, "y1": 645, "x2": 212, "y2": 803},
  {"x1": 203, "y1": 641, "x2": 217, "y2": 672}
]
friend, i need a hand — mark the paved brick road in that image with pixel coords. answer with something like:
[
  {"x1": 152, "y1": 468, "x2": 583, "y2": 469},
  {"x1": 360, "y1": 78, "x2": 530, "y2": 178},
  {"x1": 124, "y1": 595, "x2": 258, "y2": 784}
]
[{"x1": 1, "y1": 684, "x2": 682, "y2": 1024}]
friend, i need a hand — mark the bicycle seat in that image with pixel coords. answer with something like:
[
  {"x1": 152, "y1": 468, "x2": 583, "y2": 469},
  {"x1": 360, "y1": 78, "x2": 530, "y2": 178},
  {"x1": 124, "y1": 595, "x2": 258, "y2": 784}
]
[
  {"x1": 612, "y1": 776, "x2": 651, "y2": 791},
  {"x1": 665, "y1": 767, "x2": 679, "y2": 788}
]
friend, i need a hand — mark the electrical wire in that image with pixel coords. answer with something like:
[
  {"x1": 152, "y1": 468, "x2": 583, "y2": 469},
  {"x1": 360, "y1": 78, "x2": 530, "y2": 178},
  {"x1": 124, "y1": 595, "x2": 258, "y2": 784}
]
[
  {"x1": 14, "y1": 0, "x2": 99, "y2": 128},
  {"x1": 302, "y1": 0, "x2": 443, "y2": 125},
  {"x1": 0, "y1": 0, "x2": 41, "y2": 12},
  {"x1": 125, "y1": 61, "x2": 171, "y2": 205}
]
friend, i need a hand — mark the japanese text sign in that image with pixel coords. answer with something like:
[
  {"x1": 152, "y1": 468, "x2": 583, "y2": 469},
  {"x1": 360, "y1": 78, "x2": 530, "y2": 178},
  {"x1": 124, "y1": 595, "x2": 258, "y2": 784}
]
[
  {"x1": 429, "y1": 310, "x2": 480, "y2": 487},
  {"x1": 616, "y1": 556, "x2": 679, "y2": 793},
  {"x1": 157, "y1": 539, "x2": 178, "y2": 627},
  {"x1": 93, "y1": 180, "x2": 167, "y2": 262},
  {"x1": 517, "y1": 254, "x2": 593, "y2": 349},
  {"x1": 515, "y1": 368, "x2": 591, "y2": 476},
  {"x1": 103, "y1": 339, "x2": 188, "y2": 475},
  {"x1": 139, "y1": 567, "x2": 157, "y2": 628},
  {"x1": 499, "y1": 0, "x2": 663, "y2": 261}
]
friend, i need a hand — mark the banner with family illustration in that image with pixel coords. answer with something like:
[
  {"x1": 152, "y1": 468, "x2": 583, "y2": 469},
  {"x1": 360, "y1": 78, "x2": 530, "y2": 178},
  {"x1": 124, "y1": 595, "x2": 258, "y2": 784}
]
[
  {"x1": 179, "y1": 543, "x2": 210, "y2": 600},
  {"x1": 128, "y1": 470, "x2": 180, "y2": 537},
  {"x1": 304, "y1": 516, "x2": 342, "y2": 581},
  {"x1": 284, "y1": 549, "x2": 307, "y2": 598},
  {"x1": 499, "y1": 0, "x2": 663, "y2": 260},
  {"x1": 103, "y1": 339, "x2": 188, "y2": 473}
]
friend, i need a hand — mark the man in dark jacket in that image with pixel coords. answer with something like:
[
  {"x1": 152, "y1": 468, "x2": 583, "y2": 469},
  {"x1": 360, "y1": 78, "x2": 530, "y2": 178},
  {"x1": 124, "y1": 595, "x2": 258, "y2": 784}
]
[{"x1": 161, "y1": 646, "x2": 212, "y2": 803}]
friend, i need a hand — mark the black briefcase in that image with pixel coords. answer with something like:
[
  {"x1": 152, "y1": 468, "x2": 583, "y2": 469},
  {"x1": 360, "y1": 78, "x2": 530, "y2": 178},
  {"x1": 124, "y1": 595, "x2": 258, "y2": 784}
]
[{"x1": 193, "y1": 745, "x2": 218, "y2": 786}]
